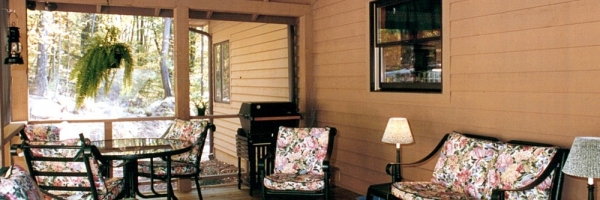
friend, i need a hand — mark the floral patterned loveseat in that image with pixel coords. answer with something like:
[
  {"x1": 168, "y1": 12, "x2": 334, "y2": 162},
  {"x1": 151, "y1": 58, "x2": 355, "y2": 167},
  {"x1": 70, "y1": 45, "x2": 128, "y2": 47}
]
[{"x1": 382, "y1": 131, "x2": 569, "y2": 200}]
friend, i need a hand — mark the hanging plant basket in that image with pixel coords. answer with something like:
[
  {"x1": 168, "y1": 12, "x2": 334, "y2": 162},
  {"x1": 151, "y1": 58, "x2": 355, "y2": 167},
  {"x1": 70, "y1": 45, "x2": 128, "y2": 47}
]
[{"x1": 70, "y1": 27, "x2": 134, "y2": 108}]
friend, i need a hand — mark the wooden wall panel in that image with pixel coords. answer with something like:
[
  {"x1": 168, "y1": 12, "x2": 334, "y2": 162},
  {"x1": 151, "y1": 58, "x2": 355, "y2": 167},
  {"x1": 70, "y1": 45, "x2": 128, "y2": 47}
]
[
  {"x1": 209, "y1": 21, "x2": 290, "y2": 163},
  {"x1": 312, "y1": 0, "x2": 600, "y2": 198}
]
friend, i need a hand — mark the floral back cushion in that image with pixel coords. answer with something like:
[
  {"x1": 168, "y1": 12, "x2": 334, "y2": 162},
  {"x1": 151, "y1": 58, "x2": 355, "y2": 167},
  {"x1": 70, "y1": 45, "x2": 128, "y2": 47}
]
[
  {"x1": 28, "y1": 139, "x2": 107, "y2": 194},
  {"x1": 24, "y1": 124, "x2": 61, "y2": 141},
  {"x1": 273, "y1": 127, "x2": 331, "y2": 175},
  {"x1": 487, "y1": 143, "x2": 558, "y2": 199},
  {"x1": 0, "y1": 165, "x2": 41, "y2": 200},
  {"x1": 170, "y1": 120, "x2": 209, "y2": 163},
  {"x1": 163, "y1": 119, "x2": 195, "y2": 141},
  {"x1": 430, "y1": 132, "x2": 500, "y2": 199}
]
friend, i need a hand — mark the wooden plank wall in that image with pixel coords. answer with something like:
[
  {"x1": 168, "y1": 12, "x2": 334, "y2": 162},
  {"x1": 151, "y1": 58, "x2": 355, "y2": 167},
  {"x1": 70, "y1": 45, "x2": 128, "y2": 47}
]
[
  {"x1": 312, "y1": 0, "x2": 599, "y2": 198},
  {"x1": 209, "y1": 21, "x2": 290, "y2": 164}
]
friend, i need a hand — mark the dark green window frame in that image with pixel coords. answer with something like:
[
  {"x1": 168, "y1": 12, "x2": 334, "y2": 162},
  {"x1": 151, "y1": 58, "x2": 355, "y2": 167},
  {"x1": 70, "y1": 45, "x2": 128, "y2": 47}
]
[{"x1": 370, "y1": 0, "x2": 442, "y2": 93}]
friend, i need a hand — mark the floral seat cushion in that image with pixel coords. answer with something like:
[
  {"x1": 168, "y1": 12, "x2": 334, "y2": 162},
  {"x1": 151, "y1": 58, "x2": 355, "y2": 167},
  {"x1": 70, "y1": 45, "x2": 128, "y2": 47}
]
[
  {"x1": 391, "y1": 182, "x2": 475, "y2": 200},
  {"x1": 24, "y1": 124, "x2": 61, "y2": 141},
  {"x1": 137, "y1": 161, "x2": 197, "y2": 176},
  {"x1": 0, "y1": 165, "x2": 41, "y2": 200},
  {"x1": 263, "y1": 173, "x2": 325, "y2": 191}
]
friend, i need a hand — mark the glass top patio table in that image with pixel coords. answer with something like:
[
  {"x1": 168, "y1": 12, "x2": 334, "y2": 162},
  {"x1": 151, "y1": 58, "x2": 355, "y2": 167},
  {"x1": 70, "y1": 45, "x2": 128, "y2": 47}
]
[
  {"x1": 91, "y1": 138, "x2": 194, "y2": 200},
  {"x1": 92, "y1": 138, "x2": 193, "y2": 160}
]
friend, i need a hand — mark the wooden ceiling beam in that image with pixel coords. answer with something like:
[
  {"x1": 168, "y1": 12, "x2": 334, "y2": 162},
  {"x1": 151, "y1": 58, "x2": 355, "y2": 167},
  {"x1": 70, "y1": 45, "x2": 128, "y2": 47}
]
[{"x1": 39, "y1": 0, "x2": 310, "y2": 17}]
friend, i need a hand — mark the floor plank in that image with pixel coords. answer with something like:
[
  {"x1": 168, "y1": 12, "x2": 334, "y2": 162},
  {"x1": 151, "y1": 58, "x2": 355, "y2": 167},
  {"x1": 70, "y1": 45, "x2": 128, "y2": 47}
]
[{"x1": 139, "y1": 184, "x2": 362, "y2": 200}]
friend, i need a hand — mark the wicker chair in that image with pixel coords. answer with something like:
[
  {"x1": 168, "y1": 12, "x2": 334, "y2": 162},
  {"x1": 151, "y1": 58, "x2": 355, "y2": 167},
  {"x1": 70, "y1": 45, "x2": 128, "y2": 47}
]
[
  {"x1": 259, "y1": 126, "x2": 337, "y2": 200},
  {"x1": 136, "y1": 119, "x2": 216, "y2": 200}
]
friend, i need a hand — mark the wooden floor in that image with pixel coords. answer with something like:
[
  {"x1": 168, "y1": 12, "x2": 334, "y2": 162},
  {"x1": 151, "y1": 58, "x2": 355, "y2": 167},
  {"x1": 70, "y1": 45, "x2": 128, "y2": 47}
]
[{"x1": 139, "y1": 184, "x2": 362, "y2": 200}]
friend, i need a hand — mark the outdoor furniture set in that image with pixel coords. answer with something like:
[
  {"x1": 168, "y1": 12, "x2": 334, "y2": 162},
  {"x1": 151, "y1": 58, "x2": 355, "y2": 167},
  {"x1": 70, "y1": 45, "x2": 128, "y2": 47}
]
[{"x1": 6, "y1": 119, "x2": 214, "y2": 200}]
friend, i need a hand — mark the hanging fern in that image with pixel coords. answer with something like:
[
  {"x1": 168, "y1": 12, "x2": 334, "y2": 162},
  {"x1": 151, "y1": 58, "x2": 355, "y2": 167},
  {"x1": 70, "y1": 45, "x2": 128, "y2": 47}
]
[{"x1": 70, "y1": 27, "x2": 134, "y2": 108}]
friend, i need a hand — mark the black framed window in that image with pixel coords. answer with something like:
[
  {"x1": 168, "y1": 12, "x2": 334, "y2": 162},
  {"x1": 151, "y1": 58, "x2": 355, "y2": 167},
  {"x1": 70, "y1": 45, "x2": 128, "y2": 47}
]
[
  {"x1": 214, "y1": 41, "x2": 230, "y2": 103},
  {"x1": 370, "y1": 0, "x2": 442, "y2": 93}
]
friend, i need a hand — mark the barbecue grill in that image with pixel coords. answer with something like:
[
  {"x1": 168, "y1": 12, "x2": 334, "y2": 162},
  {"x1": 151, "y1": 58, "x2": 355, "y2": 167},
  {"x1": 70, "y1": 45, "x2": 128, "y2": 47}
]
[{"x1": 236, "y1": 102, "x2": 301, "y2": 195}]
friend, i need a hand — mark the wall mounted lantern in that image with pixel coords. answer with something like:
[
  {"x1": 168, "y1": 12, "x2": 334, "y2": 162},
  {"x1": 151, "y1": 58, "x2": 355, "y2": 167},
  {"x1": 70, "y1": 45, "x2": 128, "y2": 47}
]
[{"x1": 4, "y1": 11, "x2": 23, "y2": 65}]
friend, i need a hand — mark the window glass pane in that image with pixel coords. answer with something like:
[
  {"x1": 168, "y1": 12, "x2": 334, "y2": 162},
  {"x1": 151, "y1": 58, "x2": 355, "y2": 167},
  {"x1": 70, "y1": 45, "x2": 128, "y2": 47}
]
[
  {"x1": 382, "y1": 41, "x2": 441, "y2": 83},
  {"x1": 222, "y1": 43, "x2": 230, "y2": 102},
  {"x1": 213, "y1": 41, "x2": 229, "y2": 103},
  {"x1": 371, "y1": 0, "x2": 442, "y2": 92},
  {"x1": 377, "y1": 0, "x2": 441, "y2": 43},
  {"x1": 214, "y1": 44, "x2": 222, "y2": 101}
]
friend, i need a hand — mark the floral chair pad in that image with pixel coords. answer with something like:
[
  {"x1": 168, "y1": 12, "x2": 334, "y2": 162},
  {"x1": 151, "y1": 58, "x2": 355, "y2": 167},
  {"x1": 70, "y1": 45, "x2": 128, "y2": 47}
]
[
  {"x1": 488, "y1": 143, "x2": 557, "y2": 199},
  {"x1": 273, "y1": 127, "x2": 331, "y2": 175},
  {"x1": 263, "y1": 173, "x2": 325, "y2": 191},
  {"x1": 24, "y1": 124, "x2": 60, "y2": 141},
  {"x1": 430, "y1": 132, "x2": 500, "y2": 199},
  {"x1": 0, "y1": 165, "x2": 41, "y2": 200},
  {"x1": 391, "y1": 182, "x2": 475, "y2": 200},
  {"x1": 42, "y1": 177, "x2": 123, "y2": 200},
  {"x1": 163, "y1": 119, "x2": 207, "y2": 163},
  {"x1": 25, "y1": 139, "x2": 123, "y2": 200}
]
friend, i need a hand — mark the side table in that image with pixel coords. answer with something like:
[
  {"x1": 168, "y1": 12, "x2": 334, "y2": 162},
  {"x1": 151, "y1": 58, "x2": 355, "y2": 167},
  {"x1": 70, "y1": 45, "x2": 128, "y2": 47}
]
[{"x1": 366, "y1": 182, "x2": 400, "y2": 200}]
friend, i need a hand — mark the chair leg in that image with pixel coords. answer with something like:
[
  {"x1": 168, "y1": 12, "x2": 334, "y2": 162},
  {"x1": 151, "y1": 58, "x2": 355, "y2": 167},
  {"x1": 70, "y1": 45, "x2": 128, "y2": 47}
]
[
  {"x1": 167, "y1": 181, "x2": 179, "y2": 200},
  {"x1": 149, "y1": 176, "x2": 162, "y2": 196},
  {"x1": 194, "y1": 176, "x2": 203, "y2": 200},
  {"x1": 261, "y1": 181, "x2": 266, "y2": 200},
  {"x1": 325, "y1": 186, "x2": 330, "y2": 200}
]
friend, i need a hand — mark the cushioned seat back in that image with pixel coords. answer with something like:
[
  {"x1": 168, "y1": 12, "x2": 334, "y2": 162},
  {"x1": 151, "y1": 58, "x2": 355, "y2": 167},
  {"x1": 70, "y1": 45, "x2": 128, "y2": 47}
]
[
  {"x1": 166, "y1": 119, "x2": 211, "y2": 164},
  {"x1": 24, "y1": 138, "x2": 107, "y2": 199},
  {"x1": 273, "y1": 126, "x2": 332, "y2": 175},
  {"x1": 0, "y1": 165, "x2": 41, "y2": 200},
  {"x1": 488, "y1": 143, "x2": 558, "y2": 199},
  {"x1": 430, "y1": 132, "x2": 500, "y2": 199},
  {"x1": 23, "y1": 124, "x2": 61, "y2": 141}
]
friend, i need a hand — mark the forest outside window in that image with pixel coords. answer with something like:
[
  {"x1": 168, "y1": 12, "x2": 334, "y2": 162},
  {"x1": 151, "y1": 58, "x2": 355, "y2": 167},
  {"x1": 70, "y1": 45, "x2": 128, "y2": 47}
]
[
  {"x1": 370, "y1": 0, "x2": 442, "y2": 93},
  {"x1": 214, "y1": 41, "x2": 230, "y2": 103}
]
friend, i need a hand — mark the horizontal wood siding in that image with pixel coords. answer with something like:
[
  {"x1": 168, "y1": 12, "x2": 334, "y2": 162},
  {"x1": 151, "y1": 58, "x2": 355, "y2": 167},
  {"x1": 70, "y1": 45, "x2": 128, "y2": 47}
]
[
  {"x1": 209, "y1": 21, "x2": 290, "y2": 164},
  {"x1": 312, "y1": 0, "x2": 598, "y2": 198}
]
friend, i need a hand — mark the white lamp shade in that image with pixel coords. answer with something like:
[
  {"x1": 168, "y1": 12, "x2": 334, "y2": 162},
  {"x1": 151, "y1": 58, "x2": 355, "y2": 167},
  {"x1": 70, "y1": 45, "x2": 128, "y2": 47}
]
[
  {"x1": 562, "y1": 137, "x2": 600, "y2": 179},
  {"x1": 381, "y1": 118, "x2": 414, "y2": 145}
]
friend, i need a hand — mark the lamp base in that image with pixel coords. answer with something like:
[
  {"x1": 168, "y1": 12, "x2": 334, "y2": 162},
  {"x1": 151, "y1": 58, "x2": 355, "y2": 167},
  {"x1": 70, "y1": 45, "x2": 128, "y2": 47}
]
[
  {"x1": 4, "y1": 56, "x2": 24, "y2": 65},
  {"x1": 392, "y1": 147, "x2": 402, "y2": 182},
  {"x1": 588, "y1": 184, "x2": 594, "y2": 200}
]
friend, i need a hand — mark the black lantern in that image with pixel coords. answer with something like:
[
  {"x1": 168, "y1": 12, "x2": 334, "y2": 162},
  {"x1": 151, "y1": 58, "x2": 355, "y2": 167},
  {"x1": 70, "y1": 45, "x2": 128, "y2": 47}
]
[{"x1": 5, "y1": 26, "x2": 24, "y2": 65}]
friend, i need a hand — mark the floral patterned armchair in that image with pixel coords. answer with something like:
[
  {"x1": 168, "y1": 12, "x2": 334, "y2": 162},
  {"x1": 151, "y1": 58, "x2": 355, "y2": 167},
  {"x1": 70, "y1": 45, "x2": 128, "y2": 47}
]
[
  {"x1": 259, "y1": 126, "x2": 337, "y2": 200},
  {"x1": 13, "y1": 134, "x2": 125, "y2": 200},
  {"x1": 137, "y1": 119, "x2": 215, "y2": 200}
]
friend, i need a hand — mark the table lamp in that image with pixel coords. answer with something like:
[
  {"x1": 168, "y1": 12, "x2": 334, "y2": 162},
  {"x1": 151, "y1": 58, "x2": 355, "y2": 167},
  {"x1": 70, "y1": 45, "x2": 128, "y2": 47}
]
[
  {"x1": 562, "y1": 137, "x2": 600, "y2": 200},
  {"x1": 381, "y1": 117, "x2": 414, "y2": 182}
]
